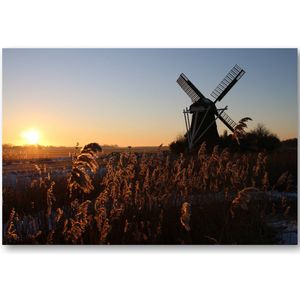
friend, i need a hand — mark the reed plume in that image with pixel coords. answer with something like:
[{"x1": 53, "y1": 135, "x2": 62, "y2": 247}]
[
  {"x1": 68, "y1": 142, "x2": 102, "y2": 197},
  {"x1": 233, "y1": 117, "x2": 252, "y2": 144},
  {"x1": 180, "y1": 202, "x2": 191, "y2": 231}
]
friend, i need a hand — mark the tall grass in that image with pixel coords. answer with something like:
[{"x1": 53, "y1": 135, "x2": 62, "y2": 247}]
[{"x1": 2, "y1": 143, "x2": 297, "y2": 244}]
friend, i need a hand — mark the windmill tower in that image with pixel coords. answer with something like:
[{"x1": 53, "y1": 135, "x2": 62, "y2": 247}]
[{"x1": 176, "y1": 65, "x2": 245, "y2": 151}]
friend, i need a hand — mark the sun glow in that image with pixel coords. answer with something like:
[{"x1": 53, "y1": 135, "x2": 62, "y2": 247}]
[{"x1": 21, "y1": 129, "x2": 40, "y2": 145}]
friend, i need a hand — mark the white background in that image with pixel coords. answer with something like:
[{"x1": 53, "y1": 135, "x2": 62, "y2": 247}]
[{"x1": 0, "y1": 1, "x2": 299, "y2": 299}]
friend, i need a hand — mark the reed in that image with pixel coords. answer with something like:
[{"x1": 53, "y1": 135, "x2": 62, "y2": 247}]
[{"x1": 2, "y1": 142, "x2": 296, "y2": 244}]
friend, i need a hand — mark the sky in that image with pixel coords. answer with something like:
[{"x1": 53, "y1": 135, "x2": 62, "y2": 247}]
[{"x1": 2, "y1": 48, "x2": 297, "y2": 147}]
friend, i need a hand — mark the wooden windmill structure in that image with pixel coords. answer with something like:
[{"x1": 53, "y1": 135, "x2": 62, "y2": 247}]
[{"x1": 176, "y1": 65, "x2": 245, "y2": 151}]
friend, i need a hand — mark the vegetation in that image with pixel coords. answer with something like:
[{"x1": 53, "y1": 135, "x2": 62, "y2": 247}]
[
  {"x1": 169, "y1": 134, "x2": 187, "y2": 154},
  {"x1": 3, "y1": 142, "x2": 297, "y2": 245},
  {"x1": 170, "y1": 123, "x2": 291, "y2": 154},
  {"x1": 2, "y1": 144, "x2": 168, "y2": 161}
]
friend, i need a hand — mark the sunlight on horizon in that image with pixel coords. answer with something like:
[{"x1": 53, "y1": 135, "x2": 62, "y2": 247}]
[{"x1": 21, "y1": 129, "x2": 40, "y2": 145}]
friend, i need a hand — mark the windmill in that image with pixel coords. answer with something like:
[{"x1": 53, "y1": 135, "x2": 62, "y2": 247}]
[{"x1": 176, "y1": 64, "x2": 245, "y2": 151}]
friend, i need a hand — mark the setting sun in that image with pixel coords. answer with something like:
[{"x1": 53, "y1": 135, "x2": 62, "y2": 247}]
[{"x1": 21, "y1": 129, "x2": 40, "y2": 145}]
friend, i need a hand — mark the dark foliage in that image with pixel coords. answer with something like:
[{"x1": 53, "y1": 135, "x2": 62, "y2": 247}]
[
  {"x1": 170, "y1": 124, "x2": 284, "y2": 154},
  {"x1": 169, "y1": 135, "x2": 187, "y2": 154},
  {"x1": 281, "y1": 138, "x2": 297, "y2": 148}
]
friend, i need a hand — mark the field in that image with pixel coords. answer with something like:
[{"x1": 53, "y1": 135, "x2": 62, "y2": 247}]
[
  {"x1": 2, "y1": 143, "x2": 297, "y2": 245},
  {"x1": 2, "y1": 145, "x2": 168, "y2": 161}
]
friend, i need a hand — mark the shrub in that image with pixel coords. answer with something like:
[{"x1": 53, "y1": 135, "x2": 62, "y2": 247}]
[
  {"x1": 244, "y1": 123, "x2": 281, "y2": 151},
  {"x1": 169, "y1": 134, "x2": 187, "y2": 154}
]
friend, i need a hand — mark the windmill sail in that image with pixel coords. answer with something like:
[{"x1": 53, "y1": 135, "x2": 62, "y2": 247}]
[
  {"x1": 177, "y1": 73, "x2": 206, "y2": 103},
  {"x1": 210, "y1": 65, "x2": 245, "y2": 103},
  {"x1": 217, "y1": 110, "x2": 237, "y2": 133}
]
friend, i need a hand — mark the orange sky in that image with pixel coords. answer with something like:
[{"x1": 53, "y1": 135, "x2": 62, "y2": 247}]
[{"x1": 2, "y1": 49, "x2": 297, "y2": 146}]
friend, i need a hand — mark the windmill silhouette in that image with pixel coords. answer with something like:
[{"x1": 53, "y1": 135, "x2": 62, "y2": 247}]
[{"x1": 176, "y1": 65, "x2": 245, "y2": 151}]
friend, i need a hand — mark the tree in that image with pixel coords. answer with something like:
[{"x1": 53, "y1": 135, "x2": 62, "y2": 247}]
[
  {"x1": 244, "y1": 123, "x2": 280, "y2": 151},
  {"x1": 250, "y1": 123, "x2": 271, "y2": 137}
]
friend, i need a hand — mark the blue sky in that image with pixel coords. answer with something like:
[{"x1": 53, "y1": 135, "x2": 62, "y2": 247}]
[{"x1": 2, "y1": 48, "x2": 297, "y2": 146}]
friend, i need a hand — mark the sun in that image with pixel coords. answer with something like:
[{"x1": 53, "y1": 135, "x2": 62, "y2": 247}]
[{"x1": 21, "y1": 129, "x2": 40, "y2": 145}]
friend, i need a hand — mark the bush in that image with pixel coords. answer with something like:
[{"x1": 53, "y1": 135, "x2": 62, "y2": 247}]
[
  {"x1": 219, "y1": 124, "x2": 281, "y2": 152},
  {"x1": 243, "y1": 124, "x2": 281, "y2": 151},
  {"x1": 170, "y1": 123, "x2": 286, "y2": 154},
  {"x1": 281, "y1": 138, "x2": 297, "y2": 148},
  {"x1": 169, "y1": 134, "x2": 187, "y2": 154}
]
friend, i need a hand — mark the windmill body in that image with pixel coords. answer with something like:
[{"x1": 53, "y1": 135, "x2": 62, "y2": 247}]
[
  {"x1": 189, "y1": 98, "x2": 219, "y2": 147},
  {"x1": 177, "y1": 65, "x2": 245, "y2": 151}
]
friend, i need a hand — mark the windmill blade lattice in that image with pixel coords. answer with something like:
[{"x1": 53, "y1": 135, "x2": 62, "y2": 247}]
[
  {"x1": 210, "y1": 65, "x2": 245, "y2": 103},
  {"x1": 217, "y1": 110, "x2": 237, "y2": 133},
  {"x1": 177, "y1": 73, "x2": 206, "y2": 103}
]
